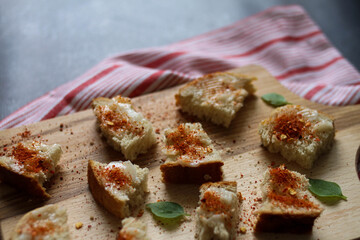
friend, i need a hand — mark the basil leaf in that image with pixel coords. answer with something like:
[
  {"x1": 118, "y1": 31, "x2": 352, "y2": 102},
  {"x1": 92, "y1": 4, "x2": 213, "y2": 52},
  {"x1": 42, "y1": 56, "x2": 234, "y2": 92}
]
[
  {"x1": 146, "y1": 202, "x2": 185, "y2": 219},
  {"x1": 261, "y1": 93, "x2": 290, "y2": 107},
  {"x1": 309, "y1": 178, "x2": 347, "y2": 201}
]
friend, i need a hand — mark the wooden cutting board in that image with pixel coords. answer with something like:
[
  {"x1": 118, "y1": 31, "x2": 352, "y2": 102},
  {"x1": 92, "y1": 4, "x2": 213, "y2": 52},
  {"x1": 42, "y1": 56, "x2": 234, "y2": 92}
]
[{"x1": 1, "y1": 65, "x2": 360, "y2": 240}]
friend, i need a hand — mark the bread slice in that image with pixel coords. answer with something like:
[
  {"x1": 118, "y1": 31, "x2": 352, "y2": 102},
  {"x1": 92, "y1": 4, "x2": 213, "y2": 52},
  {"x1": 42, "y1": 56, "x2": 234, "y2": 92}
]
[
  {"x1": 0, "y1": 142, "x2": 62, "y2": 199},
  {"x1": 117, "y1": 217, "x2": 150, "y2": 240},
  {"x1": 92, "y1": 95, "x2": 157, "y2": 161},
  {"x1": 195, "y1": 181, "x2": 240, "y2": 240},
  {"x1": 175, "y1": 72, "x2": 256, "y2": 127},
  {"x1": 87, "y1": 159, "x2": 149, "y2": 218},
  {"x1": 160, "y1": 123, "x2": 223, "y2": 184},
  {"x1": 255, "y1": 165, "x2": 323, "y2": 233},
  {"x1": 11, "y1": 204, "x2": 70, "y2": 240},
  {"x1": 258, "y1": 105, "x2": 335, "y2": 168}
]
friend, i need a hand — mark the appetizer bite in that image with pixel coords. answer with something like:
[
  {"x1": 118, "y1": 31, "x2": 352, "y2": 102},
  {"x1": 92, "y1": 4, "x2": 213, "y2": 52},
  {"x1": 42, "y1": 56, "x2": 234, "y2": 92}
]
[
  {"x1": 255, "y1": 165, "x2": 323, "y2": 233},
  {"x1": 195, "y1": 181, "x2": 240, "y2": 240},
  {"x1": 87, "y1": 160, "x2": 149, "y2": 218},
  {"x1": 175, "y1": 72, "x2": 256, "y2": 127},
  {"x1": 160, "y1": 123, "x2": 223, "y2": 184},
  {"x1": 92, "y1": 95, "x2": 157, "y2": 161},
  {"x1": 258, "y1": 105, "x2": 335, "y2": 168},
  {"x1": 0, "y1": 142, "x2": 62, "y2": 199},
  {"x1": 11, "y1": 204, "x2": 70, "y2": 240},
  {"x1": 117, "y1": 217, "x2": 150, "y2": 240}
]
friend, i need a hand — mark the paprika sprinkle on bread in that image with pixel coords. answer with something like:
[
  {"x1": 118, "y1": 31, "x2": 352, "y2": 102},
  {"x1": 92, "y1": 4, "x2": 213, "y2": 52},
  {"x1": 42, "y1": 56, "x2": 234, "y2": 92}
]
[
  {"x1": 11, "y1": 204, "x2": 70, "y2": 240},
  {"x1": 0, "y1": 141, "x2": 62, "y2": 199},
  {"x1": 255, "y1": 165, "x2": 323, "y2": 233},
  {"x1": 160, "y1": 123, "x2": 223, "y2": 184},
  {"x1": 88, "y1": 160, "x2": 149, "y2": 219},
  {"x1": 259, "y1": 105, "x2": 335, "y2": 168},
  {"x1": 195, "y1": 181, "x2": 240, "y2": 240},
  {"x1": 92, "y1": 95, "x2": 156, "y2": 161},
  {"x1": 175, "y1": 72, "x2": 256, "y2": 127}
]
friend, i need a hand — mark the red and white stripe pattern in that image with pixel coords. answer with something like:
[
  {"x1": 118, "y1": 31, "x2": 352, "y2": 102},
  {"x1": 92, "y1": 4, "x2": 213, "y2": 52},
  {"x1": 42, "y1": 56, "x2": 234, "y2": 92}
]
[{"x1": 1, "y1": 5, "x2": 359, "y2": 129}]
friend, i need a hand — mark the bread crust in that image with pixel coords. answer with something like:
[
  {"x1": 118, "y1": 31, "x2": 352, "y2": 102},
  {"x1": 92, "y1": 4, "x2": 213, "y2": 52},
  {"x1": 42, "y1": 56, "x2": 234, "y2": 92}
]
[
  {"x1": 175, "y1": 72, "x2": 256, "y2": 127},
  {"x1": 0, "y1": 143, "x2": 61, "y2": 199},
  {"x1": 87, "y1": 160, "x2": 127, "y2": 218},
  {"x1": 255, "y1": 166, "x2": 322, "y2": 233},
  {"x1": 196, "y1": 181, "x2": 240, "y2": 240},
  {"x1": 92, "y1": 96, "x2": 156, "y2": 161},
  {"x1": 161, "y1": 123, "x2": 224, "y2": 184},
  {"x1": 254, "y1": 212, "x2": 319, "y2": 233},
  {"x1": 160, "y1": 161, "x2": 223, "y2": 184},
  {"x1": 0, "y1": 161, "x2": 50, "y2": 199},
  {"x1": 258, "y1": 105, "x2": 335, "y2": 169},
  {"x1": 175, "y1": 72, "x2": 256, "y2": 102},
  {"x1": 11, "y1": 204, "x2": 69, "y2": 240}
]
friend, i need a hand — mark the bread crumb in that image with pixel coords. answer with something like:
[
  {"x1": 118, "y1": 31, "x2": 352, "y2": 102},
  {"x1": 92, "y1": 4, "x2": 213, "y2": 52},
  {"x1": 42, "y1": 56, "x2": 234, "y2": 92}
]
[
  {"x1": 225, "y1": 147, "x2": 232, "y2": 153},
  {"x1": 75, "y1": 222, "x2": 83, "y2": 229},
  {"x1": 240, "y1": 227, "x2": 247, "y2": 234}
]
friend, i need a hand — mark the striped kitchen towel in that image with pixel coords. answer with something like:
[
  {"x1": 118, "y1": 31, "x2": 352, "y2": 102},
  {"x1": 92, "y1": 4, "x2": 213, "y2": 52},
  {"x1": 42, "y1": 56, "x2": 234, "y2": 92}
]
[{"x1": 1, "y1": 5, "x2": 359, "y2": 129}]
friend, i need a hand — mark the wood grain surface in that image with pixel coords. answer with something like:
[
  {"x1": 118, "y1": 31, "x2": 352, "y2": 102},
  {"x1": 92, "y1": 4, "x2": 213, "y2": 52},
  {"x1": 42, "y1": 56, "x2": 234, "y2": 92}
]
[{"x1": 1, "y1": 65, "x2": 360, "y2": 240}]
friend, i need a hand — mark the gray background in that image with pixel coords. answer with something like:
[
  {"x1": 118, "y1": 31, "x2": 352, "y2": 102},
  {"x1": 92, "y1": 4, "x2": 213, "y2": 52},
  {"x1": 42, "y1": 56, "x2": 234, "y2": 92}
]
[{"x1": 1, "y1": 0, "x2": 359, "y2": 120}]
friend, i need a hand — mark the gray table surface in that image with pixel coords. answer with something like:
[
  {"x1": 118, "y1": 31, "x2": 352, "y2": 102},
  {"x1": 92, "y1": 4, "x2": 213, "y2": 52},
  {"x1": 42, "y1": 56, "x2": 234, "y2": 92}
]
[{"x1": 1, "y1": 0, "x2": 359, "y2": 121}]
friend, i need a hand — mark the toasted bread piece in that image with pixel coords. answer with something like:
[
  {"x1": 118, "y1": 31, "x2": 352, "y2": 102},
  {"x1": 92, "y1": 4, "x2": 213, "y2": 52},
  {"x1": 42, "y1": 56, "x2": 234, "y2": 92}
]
[
  {"x1": 117, "y1": 217, "x2": 150, "y2": 240},
  {"x1": 92, "y1": 96, "x2": 157, "y2": 161},
  {"x1": 11, "y1": 204, "x2": 70, "y2": 240},
  {"x1": 259, "y1": 105, "x2": 335, "y2": 168},
  {"x1": 175, "y1": 72, "x2": 256, "y2": 127},
  {"x1": 255, "y1": 165, "x2": 323, "y2": 233},
  {"x1": 88, "y1": 160, "x2": 149, "y2": 218},
  {"x1": 0, "y1": 142, "x2": 62, "y2": 199},
  {"x1": 195, "y1": 181, "x2": 240, "y2": 240},
  {"x1": 160, "y1": 123, "x2": 223, "y2": 184}
]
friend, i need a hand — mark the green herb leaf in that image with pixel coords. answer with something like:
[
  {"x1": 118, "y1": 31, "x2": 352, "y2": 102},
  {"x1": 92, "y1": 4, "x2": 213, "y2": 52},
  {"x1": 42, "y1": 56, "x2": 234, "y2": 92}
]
[
  {"x1": 146, "y1": 202, "x2": 185, "y2": 219},
  {"x1": 309, "y1": 178, "x2": 347, "y2": 201},
  {"x1": 261, "y1": 93, "x2": 290, "y2": 107}
]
